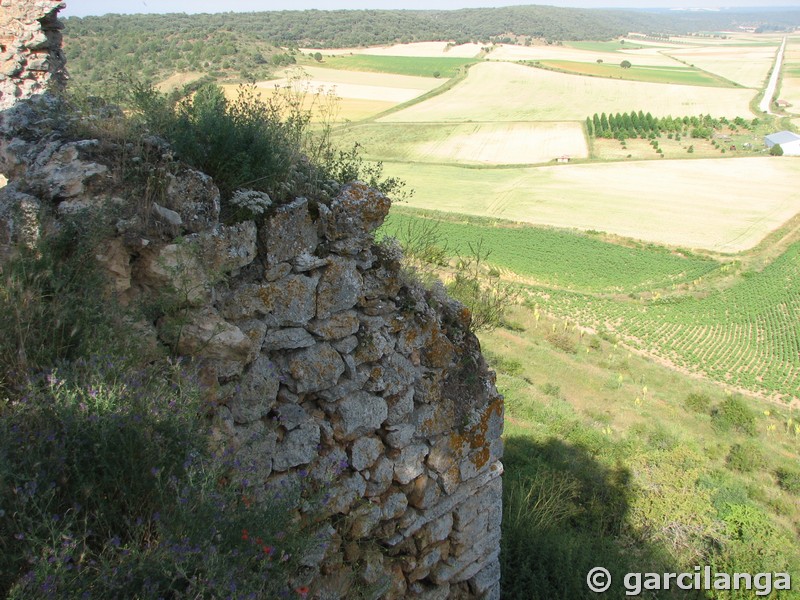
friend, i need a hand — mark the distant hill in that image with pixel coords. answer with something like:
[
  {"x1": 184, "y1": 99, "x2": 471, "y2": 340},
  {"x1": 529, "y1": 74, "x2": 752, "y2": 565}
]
[{"x1": 63, "y1": 6, "x2": 800, "y2": 92}]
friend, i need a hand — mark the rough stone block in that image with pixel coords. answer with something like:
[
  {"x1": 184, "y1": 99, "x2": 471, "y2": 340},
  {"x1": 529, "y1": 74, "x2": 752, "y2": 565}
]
[
  {"x1": 393, "y1": 444, "x2": 429, "y2": 485},
  {"x1": 262, "y1": 327, "x2": 315, "y2": 351},
  {"x1": 220, "y1": 275, "x2": 318, "y2": 325},
  {"x1": 229, "y1": 355, "x2": 280, "y2": 423},
  {"x1": 259, "y1": 197, "x2": 317, "y2": 266},
  {"x1": 337, "y1": 391, "x2": 388, "y2": 440},
  {"x1": 306, "y1": 309, "x2": 360, "y2": 340},
  {"x1": 317, "y1": 257, "x2": 362, "y2": 319},
  {"x1": 349, "y1": 436, "x2": 384, "y2": 471}
]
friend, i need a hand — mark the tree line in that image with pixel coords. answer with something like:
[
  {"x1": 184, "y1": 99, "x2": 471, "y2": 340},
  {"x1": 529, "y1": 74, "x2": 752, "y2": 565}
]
[
  {"x1": 586, "y1": 111, "x2": 759, "y2": 142},
  {"x1": 62, "y1": 6, "x2": 800, "y2": 93}
]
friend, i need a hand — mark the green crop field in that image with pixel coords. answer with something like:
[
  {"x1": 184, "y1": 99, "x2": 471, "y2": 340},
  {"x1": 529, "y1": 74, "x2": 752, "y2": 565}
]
[
  {"x1": 320, "y1": 54, "x2": 478, "y2": 78},
  {"x1": 524, "y1": 240, "x2": 800, "y2": 403},
  {"x1": 382, "y1": 208, "x2": 720, "y2": 293},
  {"x1": 536, "y1": 59, "x2": 732, "y2": 87}
]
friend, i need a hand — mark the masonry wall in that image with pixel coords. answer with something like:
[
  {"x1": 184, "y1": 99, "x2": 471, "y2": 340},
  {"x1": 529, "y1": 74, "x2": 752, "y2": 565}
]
[
  {"x1": 0, "y1": 0, "x2": 66, "y2": 110},
  {"x1": 0, "y1": 2, "x2": 504, "y2": 597}
]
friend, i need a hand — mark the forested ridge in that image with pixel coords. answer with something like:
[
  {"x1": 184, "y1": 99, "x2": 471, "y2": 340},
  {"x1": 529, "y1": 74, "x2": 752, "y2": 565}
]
[{"x1": 64, "y1": 6, "x2": 800, "y2": 92}]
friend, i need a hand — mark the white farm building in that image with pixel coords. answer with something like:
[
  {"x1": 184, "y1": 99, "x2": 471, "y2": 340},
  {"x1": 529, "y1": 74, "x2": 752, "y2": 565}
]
[{"x1": 764, "y1": 131, "x2": 800, "y2": 156}]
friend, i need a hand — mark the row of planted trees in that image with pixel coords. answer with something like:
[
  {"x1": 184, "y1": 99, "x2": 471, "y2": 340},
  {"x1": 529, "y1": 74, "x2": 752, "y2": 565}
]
[{"x1": 585, "y1": 111, "x2": 759, "y2": 142}]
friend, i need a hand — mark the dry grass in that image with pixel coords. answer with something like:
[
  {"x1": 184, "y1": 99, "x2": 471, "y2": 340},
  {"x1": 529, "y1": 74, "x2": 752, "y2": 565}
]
[
  {"x1": 382, "y1": 156, "x2": 800, "y2": 252},
  {"x1": 664, "y1": 45, "x2": 779, "y2": 88},
  {"x1": 379, "y1": 62, "x2": 756, "y2": 123},
  {"x1": 155, "y1": 72, "x2": 205, "y2": 92}
]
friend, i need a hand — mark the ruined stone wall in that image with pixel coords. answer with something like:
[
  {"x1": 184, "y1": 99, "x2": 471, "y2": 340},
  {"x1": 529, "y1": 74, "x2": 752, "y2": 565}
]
[
  {"x1": 0, "y1": 2, "x2": 503, "y2": 596},
  {"x1": 0, "y1": 0, "x2": 66, "y2": 110},
  {"x1": 0, "y1": 99, "x2": 504, "y2": 598}
]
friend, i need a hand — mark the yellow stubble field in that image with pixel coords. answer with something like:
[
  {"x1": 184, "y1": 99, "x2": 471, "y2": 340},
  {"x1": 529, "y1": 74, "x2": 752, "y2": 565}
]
[
  {"x1": 336, "y1": 121, "x2": 588, "y2": 165},
  {"x1": 487, "y1": 43, "x2": 684, "y2": 67},
  {"x1": 379, "y1": 62, "x2": 756, "y2": 123},
  {"x1": 227, "y1": 66, "x2": 445, "y2": 121},
  {"x1": 781, "y1": 41, "x2": 800, "y2": 116},
  {"x1": 663, "y1": 44, "x2": 779, "y2": 88},
  {"x1": 384, "y1": 156, "x2": 800, "y2": 252}
]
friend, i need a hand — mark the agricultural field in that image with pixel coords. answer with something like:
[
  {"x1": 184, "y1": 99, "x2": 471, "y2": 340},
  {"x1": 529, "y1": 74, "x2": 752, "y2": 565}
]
[
  {"x1": 780, "y1": 39, "x2": 800, "y2": 116},
  {"x1": 524, "y1": 239, "x2": 800, "y2": 403},
  {"x1": 382, "y1": 157, "x2": 800, "y2": 252},
  {"x1": 486, "y1": 42, "x2": 684, "y2": 67},
  {"x1": 663, "y1": 43, "x2": 779, "y2": 89},
  {"x1": 378, "y1": 62, "x2": 756, "y2": 122},
  {"x1": 534, "y1": 60, "x2": 730, "y2": 87},
  {"x1": 252, "y1": 65, "x2": 446, "y2": 121},
  {"x1": 335, "y1": 121, "x2": 588, "y2": 165},
  {"x1": 319, "y1": 54, "x2": 477, "y2": 78},
  {"x1": 382, "y1": 208, "x2": 719, "y2": 293},
  {"x1": 303, "y1": 41, "x2": 483, "y2": 58}
]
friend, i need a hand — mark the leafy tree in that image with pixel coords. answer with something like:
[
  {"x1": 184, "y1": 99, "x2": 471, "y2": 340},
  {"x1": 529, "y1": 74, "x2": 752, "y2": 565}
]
[
  {"x1": 620, "y1": 59, "x2": 632, "y2": 68},
  {"x1": 770, "y1": 143, "x2": 784, "y2": 156},
  {"x1": 313, "y1": 51, "x2": 323, "y2": 62}
]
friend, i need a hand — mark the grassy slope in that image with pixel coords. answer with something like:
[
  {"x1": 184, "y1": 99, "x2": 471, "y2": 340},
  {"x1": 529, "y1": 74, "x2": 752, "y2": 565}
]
[{"x1": 489, "y1": 304, "x2": 800, "y2": 599}]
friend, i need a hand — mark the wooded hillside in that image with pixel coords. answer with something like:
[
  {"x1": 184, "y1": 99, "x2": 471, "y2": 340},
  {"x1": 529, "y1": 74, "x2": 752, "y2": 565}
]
[{"x1": 64, "y1": 6, "x2": 800, "y2": 92}]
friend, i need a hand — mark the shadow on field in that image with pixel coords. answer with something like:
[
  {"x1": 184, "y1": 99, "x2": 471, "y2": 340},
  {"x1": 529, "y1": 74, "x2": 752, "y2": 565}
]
[{"x1": 501, "y1": 436, "x2": 683, "y2": 599}]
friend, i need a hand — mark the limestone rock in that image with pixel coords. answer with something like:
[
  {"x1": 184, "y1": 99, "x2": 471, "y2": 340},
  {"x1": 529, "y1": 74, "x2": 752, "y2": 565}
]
[
  {"x1": 324, "y1": 181, "x2": 391, "y2": 241},
  {"x1": 337, "y1": 391, "x2": 387, "y2": 440},
  {"x1": 229, "y1": 355, "x2": 280, "y2": 423},
  {"x1": 152, "y1": 202, "x2": 182, "y2": 227},
  {"x1": 94, "y1": 237, "x2": 131, "y2": 295},
  {"x1": 221, "y1": 275, "x2": 318, "y2": 325},
  {"x1": 394, "y1": 444, "x2": 429, "y2": 486},
  {"x1": 0, "y1": 183, "x2": 39, "y2": 257},
  {"x1": 272, "y1": 422, "x2": 320, "y2": 471},
  {"x1": 286, "y1": 343, "x2": 345, "y2": 394},
  {"x1": 31, "y1": 141, "x2": 108, "y2": 201},
  {"x1": 259, "y1": 197, "x2": 317, "y2": 266},
  {"x1": 262, "y1": 327, "x2": 315, "y2": 351},
  {"x1": 326, "y1": 472, "x2": 366, "y2": 514},
  {"x1": 193, "y1": 220, "x2": 257, "y2": 274},
  {"x1": 349, "y1": 436, "x2": 384, "y2": 471},
  {"x1": 165, "y1": 168, "x2": 220, "y2": 233},
  {"x1": 350, "y1": 502, "x2": 383, "y2": 539},
  {"x1": 135, "y1": 241, "x2": 210, "y2": 307},
  {"x1": 159, "y1": 306, "x2": 254, "y2": 379},
  {"x1": 317, "y1": 257, "x2": 362, "y2": 319},
  {"x1": 306, "y1": 310, "x2": 360, "y2": 340}
]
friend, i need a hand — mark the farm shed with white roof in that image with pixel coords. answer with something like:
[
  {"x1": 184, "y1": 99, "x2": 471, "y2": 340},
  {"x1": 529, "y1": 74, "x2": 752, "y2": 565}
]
[{"x1": 764, "y1": 131, "x2": 800, "y2": 156}]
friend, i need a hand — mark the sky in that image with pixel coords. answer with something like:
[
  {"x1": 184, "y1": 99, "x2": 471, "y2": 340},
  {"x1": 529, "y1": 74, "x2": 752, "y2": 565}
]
[{"x1": 60, "y1": 0, "x2": 800, "y2": 18}]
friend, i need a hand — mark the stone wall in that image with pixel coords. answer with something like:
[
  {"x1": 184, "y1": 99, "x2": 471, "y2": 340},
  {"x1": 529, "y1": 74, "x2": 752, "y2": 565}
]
[
  {"x1": 0, "y1": 0, "x2": 66, "y2": 110},
  {"x1": 0, "y1": 94, "x2": 504, "y2": 598}
]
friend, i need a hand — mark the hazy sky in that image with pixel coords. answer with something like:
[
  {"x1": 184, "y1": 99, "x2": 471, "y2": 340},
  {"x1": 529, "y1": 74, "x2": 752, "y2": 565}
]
[{"x1": 60, "y1": 1, "x2": 800, "y2": 19}]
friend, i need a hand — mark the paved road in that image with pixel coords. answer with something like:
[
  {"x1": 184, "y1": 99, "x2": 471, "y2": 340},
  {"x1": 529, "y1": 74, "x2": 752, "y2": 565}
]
[{"x1": 760, "y1": 36, "x2": 787, "y2": 114}]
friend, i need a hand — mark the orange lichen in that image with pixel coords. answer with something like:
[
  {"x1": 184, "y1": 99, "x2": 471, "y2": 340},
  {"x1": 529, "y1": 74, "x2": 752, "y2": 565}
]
[{"x1": 448, "y1": 398, "x2": 503, "y2": 470}]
